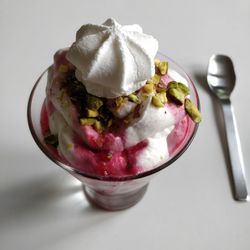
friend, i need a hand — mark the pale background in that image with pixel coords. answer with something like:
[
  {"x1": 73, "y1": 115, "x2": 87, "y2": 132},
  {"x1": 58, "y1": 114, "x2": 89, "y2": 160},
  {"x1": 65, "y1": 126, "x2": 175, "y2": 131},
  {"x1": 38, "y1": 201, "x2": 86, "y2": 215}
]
[{"x1": 1, "y1": 0, "x2": 250, "y2": 249}]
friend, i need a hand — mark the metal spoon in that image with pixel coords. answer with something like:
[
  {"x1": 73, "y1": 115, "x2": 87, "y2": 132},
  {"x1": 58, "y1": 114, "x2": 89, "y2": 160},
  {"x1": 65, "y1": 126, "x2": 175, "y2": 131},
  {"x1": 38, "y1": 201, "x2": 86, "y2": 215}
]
[{"x1": 207, "y1": 54, "x2": 248, "y2": 201}]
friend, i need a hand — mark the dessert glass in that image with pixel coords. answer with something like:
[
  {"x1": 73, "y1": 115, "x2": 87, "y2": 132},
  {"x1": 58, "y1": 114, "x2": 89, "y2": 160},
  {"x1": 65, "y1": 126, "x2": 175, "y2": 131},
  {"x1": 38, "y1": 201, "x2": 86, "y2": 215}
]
[{"x1": 27, "y1": 53, "x2": 200, "y2": 211}]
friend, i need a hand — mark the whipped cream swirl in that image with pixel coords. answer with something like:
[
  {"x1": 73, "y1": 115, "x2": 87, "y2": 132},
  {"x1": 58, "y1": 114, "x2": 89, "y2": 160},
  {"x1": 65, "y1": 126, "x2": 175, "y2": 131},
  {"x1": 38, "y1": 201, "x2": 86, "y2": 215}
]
[{"x1": 66, "y1": 18, "x2": 158, "y2": 98}]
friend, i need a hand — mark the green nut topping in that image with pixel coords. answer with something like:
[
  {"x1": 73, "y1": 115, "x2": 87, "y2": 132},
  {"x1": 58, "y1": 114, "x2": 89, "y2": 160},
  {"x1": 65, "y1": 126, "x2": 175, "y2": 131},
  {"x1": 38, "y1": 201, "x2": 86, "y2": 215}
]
[
  {"x1": 44, "y1": 134, "x2": 58, "y2": 147},
  {"x1": 128, "y1": 94, "x2": 140, "y2": 104},
  {"x1": 158, "y1": 61, "x2": 168, "y2": 75},
  {"x1": 80, "y1": 118, "x2": 104, "y2": 132},
  {"x1": 87, "y1": 109, "x2": 99, "y2": 117},
  {"x1": 152, "y1": 95, "x2": 165, "y2": 107},
  {"x1": 167, "y1": 87, "x2": 185, "y2": 105},
  {"x1": 59, "y1": 64, "x2": 69, "y2": 73},
  {"x1": 154, "y1": 58, "x2": 161, "y2": 67},
  {"x1": 184, "y1": 99, "x2": 202, "y2": 123},
  {"x1": 94, "y1": 120, "x2": 103, "y2": 132},
  {"x1": 147, "y1": 74, "x2": 161, "y2": 85},
  {"x1": 143, "y1": 82, "x2": 155, "y2": 94},
  {"x1": 80, "y1": 118, "x2": 96, "y2": 126},
  {"x1": 115, "y1": 96, "x2": 124, "y2": 107},
  {"x1": 157, "y1": 92, "x2": 168, "y2": 104},
  {"x1": 166, "y1": 81, "x2": 190, "y2": 105},
  {"x1": 86, "y1": 95, "x2": 103, "y2": 110},
  {"x1": 168, "y1": 81, "x2": 190, "y2": 96},
  {"x1": 107, "y1": 119, "x2": 113, "y2": 127}
]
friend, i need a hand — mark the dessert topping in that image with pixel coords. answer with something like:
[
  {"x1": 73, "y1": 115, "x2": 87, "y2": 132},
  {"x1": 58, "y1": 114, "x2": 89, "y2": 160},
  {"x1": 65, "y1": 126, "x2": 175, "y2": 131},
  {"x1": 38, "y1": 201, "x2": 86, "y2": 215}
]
[
  {"x1": 66, "y1": 18, "x2": 158, "y2": 98},
  {"x1": 184, "y1": 99, "x2": 202, "y2": 123},
  {"x1": 158, "y1": 61, "x2": 168, "y2": 75},
  {"x1": 128, "y1": 94, "x2": 141, "y2": 104},
  {"x1": 152, "y1": 95, "x2": 165, "y2": 107},
  {"x1": 59, "y1": 64, "x2": 69, "y2": 73},
  {"x1": 143, "y1": 82, "x2": 155, "y2": 94},
  {"x1": 147, "y1": 74, "x2": 161, "y2": 85}
]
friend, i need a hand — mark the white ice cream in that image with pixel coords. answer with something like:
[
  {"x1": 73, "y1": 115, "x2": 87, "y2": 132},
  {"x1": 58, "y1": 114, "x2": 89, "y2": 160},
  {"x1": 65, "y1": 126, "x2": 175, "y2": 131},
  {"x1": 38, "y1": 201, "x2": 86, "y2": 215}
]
[
  {"x1": 124, "y1": 69, "x2": 189, "y2": 169},
  {"x1": 66, "y1": 18, "x2": 158, "y2": 98}
]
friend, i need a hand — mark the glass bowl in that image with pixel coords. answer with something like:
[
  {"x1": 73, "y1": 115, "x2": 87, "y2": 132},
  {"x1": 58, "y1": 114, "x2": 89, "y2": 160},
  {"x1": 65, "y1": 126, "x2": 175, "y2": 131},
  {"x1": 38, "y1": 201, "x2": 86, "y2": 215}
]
[{"x1": 27, "y1": 53, "x2": 200, "y2": 210}]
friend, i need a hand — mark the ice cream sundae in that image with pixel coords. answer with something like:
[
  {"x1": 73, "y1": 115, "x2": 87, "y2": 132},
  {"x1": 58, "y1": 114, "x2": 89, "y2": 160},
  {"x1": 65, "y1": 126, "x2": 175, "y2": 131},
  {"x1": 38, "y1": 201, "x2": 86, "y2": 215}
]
[{"x1": 41, "y1": 18, "x2": 201, "y2": 178}]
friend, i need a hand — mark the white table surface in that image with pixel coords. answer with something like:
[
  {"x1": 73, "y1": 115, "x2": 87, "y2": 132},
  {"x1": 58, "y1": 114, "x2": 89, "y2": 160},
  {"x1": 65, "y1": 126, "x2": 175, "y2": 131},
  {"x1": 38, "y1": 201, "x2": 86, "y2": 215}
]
[{"x1": 1, "y1": 0, "x2": 250, "y2": 249}]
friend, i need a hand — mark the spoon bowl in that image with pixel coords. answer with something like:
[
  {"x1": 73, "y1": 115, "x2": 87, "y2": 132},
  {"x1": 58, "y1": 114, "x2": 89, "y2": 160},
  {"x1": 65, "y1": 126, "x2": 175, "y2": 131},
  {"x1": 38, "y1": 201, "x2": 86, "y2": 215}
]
[{"x1": 207, "y1": 55, "x2": 236, "y2": 99}]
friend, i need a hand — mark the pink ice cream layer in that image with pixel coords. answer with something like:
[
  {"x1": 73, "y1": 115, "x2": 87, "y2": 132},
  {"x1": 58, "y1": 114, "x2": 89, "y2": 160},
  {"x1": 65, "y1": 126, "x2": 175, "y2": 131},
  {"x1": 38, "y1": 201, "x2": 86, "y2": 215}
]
[{"x1": 41, "y1": 49, "x2": 191, "y2": 177}]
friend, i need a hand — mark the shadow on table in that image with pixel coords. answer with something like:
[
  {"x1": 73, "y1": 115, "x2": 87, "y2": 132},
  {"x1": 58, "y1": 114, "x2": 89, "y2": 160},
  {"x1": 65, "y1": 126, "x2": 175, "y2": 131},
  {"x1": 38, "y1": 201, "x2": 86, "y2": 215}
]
[
  {"x1": 191, "y1": 66, "x2": 234, "y2": 199},
  {"x1": 0, "y1": 149, "x2": 123, "y2": 249}
]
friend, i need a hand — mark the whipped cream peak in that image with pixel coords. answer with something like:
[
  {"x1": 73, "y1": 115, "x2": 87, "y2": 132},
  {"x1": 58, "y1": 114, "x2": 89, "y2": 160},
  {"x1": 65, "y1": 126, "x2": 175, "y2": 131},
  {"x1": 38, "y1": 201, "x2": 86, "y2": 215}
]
[{"x1": 66, "y1": 18, "x2": 158, "y2": 98}]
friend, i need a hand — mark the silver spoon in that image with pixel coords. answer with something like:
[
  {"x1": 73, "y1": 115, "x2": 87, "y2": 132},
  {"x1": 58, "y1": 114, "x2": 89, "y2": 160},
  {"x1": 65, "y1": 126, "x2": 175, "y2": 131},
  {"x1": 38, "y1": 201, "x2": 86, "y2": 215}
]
[{"x1": 207, "y1": 54, "x2": 248, "y2": 201}]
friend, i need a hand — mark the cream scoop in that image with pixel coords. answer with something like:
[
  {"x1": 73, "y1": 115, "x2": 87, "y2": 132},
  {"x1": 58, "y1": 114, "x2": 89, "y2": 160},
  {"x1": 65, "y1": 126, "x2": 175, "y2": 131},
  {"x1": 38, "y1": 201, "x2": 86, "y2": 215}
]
[{"x1": 66, "y1": 18, "x2": 158, "y2": 98}]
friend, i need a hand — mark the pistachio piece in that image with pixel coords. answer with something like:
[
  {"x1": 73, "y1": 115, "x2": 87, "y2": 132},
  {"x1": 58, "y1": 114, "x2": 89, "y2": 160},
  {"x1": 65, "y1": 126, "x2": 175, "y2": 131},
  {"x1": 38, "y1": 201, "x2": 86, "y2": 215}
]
[
  {"x1": 178, "y1": 83, "x2": 190, "y2": 96},
  {"x1": 168, "y1": 81, "x2": 190, "y2": 96},
  {"x1": 87, "y1": 109, "x2": 99, "y2": 118},
  {"x1": 107, "y1": 119, "x2": 113, "y2": 127},
  {"x1": 94, "y1": 120, "x2": 103, "y2": 132},
  {"x1": 152, "y1": 95, "x2": 164, "y2": 107},
  {"x1": 67, "y1": 143, "x2": 74, "y2": 151},
  {"x1": 44, "y1": 134, "x2": 58, "y2": 147},
  {"x1": 86, "y1": 95, "x2": 103, "y2": 110},
  {"x1": 167, "y1": 81, "x2": 178, "y2": 89},
  {"x1": 156, "y1": 87, "x2": 167, "y2": 93},
  {"x1": 154, "y1": 58, "x2": 161, "y2": 67},
  {"x1": 115, "y1": 96, "x2": 124, "y2": 107},
  {"x1": 167, "y1": 88, "x2": 185, "y2": 105},
  {"x1": 59, "y1": 64, "x2": 68, "y2": 73},
  {"x1": 184, "y1": 99, "x2": 202, "y2": 123},
  {"x1": 80, "y1": 118, "x2": 96, "y2": 126},
  {"x1": 157, "y1": 92, "x2": 168, "y2": 104},
  {"x1": 158, "y1": 61, "x2": 168, "y2": 75},
  {"x1": 128, "y1": 94, "x2": 140, "y2": 104},
  {"x1": 143, "y1": 82, "x2": 155, "y2": 94},
  {"x1": 147, "y1": 74, "x2": 161, "y2": 85}
]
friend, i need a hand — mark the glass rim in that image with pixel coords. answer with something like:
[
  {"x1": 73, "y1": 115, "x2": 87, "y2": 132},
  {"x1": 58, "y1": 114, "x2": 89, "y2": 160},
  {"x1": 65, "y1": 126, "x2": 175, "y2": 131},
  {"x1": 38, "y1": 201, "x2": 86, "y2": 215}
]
[{"x1": 27, "y1": 54, "x2": 200, "y2": 182}]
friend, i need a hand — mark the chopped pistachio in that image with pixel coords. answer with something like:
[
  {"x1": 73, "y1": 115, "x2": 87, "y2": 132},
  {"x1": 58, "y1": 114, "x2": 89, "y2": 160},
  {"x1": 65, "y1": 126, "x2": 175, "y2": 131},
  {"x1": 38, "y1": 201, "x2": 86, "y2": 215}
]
[
  {"x1": 185, "y1": 99, "x2": 202, "y2": 123},
  {"x1": 157, "y1": 92, "x2": 168, "y2": 104},
  {"x1": 178, "y1": 83, "x2": 190, "y2": 96},
  {"x1": 87, "y1": 109, "x2": 99, "y2": 117},
  {"x1": 167, "y1": 81, "x2": 178, "y2": 89},
  {"x1": 86, "y1": 95, "x2": 103, "y2": 110},
  {"x1": 107, "y1": 119, "x2": 113, "y2": 127},
  {"x1": 168, "y1": 81, "x2": 190, "y2": 96},
  {"x1": 143, "y1": 82, "x2": 155, "y2": 93},
  {"x1": 167, "y1": 81, "x2": 190, "y2": 105},
  {"x1": 156, "y1": 87, "x2": 167, "y2": 93},
  {"x1": 154, "y1": 58, "x2": 161, "y2": 67},
  {"x1": 152, "y1": 95, "x2": 164, "y2": 107},
  {"x1": 147, "y1": 74, "x2": 161, "y2": 85},
  {"x1": 167, "y1": 88, "x2": 185, "y2": 105},
  {"x1": 115, "y1": 96, "x2": 124, "y2": 107},
  {"x1": 140, "y1": 95, "x2": 149, "y2": 102},
  {"x1": 58, "y1": 90, "x2": 70, "y2": 109},
  {"x1": 128, "y1": 94, "x2": 140, "y2": 104},
  {"x1": 67, "y1": 143, "x2": 74, "y2": 151},
  {"x1": 94, "y1": 120, "x2": 103, "y2": 132},
  {"x1": 158, "y1": 61, "x2": 168, "y2": 75},
  {"x1": 44, "y1": 134, "x2": 58, "y2": 147},
  {"x1": 80, "y1": 118, "x2": 96, "y2": 126},
  {"x1": 59, "y1": 64, "x2": 68, "y2": 73}
]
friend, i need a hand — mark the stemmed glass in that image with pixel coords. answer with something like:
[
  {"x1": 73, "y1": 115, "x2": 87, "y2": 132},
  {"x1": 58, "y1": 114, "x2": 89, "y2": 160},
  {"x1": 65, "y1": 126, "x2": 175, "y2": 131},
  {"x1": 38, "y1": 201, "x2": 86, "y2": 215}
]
[{"x1": 27, "y1": 53, "x2": 200, "y2": 210}]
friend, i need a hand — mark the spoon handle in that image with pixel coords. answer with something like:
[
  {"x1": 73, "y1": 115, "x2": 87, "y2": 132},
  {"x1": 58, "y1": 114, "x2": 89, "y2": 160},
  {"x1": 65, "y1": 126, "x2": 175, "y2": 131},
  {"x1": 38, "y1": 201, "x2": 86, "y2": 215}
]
[{"x1": 221, "y1": 99, "x2": 248, "y2": 201}]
